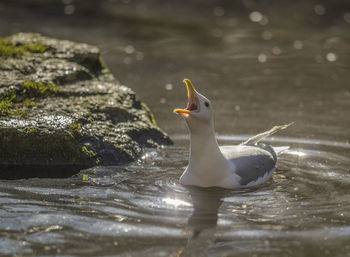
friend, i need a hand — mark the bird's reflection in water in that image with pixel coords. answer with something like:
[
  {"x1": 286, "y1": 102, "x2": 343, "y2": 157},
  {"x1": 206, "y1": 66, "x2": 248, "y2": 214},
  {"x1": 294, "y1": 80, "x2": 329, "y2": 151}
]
[
  {"x1": 187, "y1": 186, "x2": 225, "y2": 236},
  {"x1": 179, "y1": 186, "x2": 226, "y2": 257}
]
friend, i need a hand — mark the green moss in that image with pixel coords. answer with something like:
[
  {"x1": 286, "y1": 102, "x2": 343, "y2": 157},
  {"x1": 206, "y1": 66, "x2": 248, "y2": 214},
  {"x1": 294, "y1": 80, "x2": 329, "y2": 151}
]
[
  {"x1": 0, "y1": 37, "x2": 48, "y2": 57},
  {"x1": 0, "y1": 38, "x2": 10, "y2": 44},
  {"x1": 70, "y1": 122, "x2": 83, "y2": 137},
  {"x1": 0, "y1": 80, "x2": 56, "y2": 117},
  {"x1": 0, "y1": 95, "x2": 39, "y2": 118},
  {"x1": 22, "y1": 81, "x2": 58, "y2": 97},
  {"x1": 81, "y1": 145, "x2": 100, "y2": 164},
  {"x1": 0, "y1": 94, "x2": 16, "y2": 116},
  {"x1": 81, "y1": 146, "x2": 96, "y2": 158},
  {"x1": 13, "y1": 109, "x2": 28, "y2": 118},
  {"x1": 0, "y1": 38, "x2": 22, "y2": 57},
  {"x1": 0, "y1": 93, "x2": 29, "y2": 117},
  {"x1": 25, "y1": 127, "x2": 38, "y2": 134},
  {"x1": 25, "y1": 42, "x2": 47, "y2": 53},
  {"x1": 82, "y1": 174, "x2": 89, "y2": 182},
  {"x1": 22, "y1": 98, "x2": 37, "y2": 107},
  {"x1": 98, "y1": 56, "x2": 106, "y2": 69}
]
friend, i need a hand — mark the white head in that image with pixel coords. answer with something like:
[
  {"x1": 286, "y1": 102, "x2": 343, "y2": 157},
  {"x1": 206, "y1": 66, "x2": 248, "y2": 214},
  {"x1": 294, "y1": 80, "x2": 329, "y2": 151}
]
[{"x1": 174, "y1": 79, "x2": 214, "y2": 133}]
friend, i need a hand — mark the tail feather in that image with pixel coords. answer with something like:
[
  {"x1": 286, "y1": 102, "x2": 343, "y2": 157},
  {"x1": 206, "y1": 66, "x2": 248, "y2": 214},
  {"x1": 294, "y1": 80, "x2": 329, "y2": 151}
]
[{"x1": 241, "y1": 122, "x2": 294, "y2": 145}]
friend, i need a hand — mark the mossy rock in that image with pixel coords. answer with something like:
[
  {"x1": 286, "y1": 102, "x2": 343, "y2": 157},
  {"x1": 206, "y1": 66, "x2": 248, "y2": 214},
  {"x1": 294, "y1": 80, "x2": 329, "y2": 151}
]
[{"x1": 0, "y1": 33, "x2": 172, "y2": 179}]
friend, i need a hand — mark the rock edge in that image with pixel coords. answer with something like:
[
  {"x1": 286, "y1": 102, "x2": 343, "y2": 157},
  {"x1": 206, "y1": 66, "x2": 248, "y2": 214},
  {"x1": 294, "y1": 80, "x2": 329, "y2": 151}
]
[{"x1": 0, "y1": 33, "x2": 172, "y2": 179}]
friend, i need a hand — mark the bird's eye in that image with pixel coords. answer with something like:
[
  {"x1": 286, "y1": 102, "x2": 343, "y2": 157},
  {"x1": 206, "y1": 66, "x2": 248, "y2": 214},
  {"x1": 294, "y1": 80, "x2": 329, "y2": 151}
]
[{"x1": 204, "y1": 102, "x2": 210, "y2": 107}]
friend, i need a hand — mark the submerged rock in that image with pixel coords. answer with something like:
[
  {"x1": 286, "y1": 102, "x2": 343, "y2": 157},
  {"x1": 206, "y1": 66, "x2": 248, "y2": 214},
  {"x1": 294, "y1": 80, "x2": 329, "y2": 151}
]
[{"x1": 0, "y1": 33, "x2": 172, "y2": 179}]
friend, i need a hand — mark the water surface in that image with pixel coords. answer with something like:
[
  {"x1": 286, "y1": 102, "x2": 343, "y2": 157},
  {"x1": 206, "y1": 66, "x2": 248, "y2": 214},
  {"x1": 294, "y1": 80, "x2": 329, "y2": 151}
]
[
  {"x1": 0, "y1": 1, "x2": 350, "y2": 256},
  {"x1": 1, "y1": 137, "x2": 350, "y2": 256}
]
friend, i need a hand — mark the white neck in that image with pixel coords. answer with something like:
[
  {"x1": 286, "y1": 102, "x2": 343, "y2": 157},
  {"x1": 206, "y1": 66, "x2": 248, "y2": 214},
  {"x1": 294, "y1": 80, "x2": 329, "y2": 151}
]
[
  {"x1": 186, "y1": 118, "x2": 230, "y2": 176},
  {"x1": 180, "y1": 114, "x2": 240, "y2": 188}
]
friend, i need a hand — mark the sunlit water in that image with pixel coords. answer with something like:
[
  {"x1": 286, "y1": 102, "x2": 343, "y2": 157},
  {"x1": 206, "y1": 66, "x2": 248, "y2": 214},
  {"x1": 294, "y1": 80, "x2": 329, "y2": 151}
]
[
  {"x1": 1, "y1": 136, "x2": 350, "y2": 257},
  {"x1": 1, "y1": 1, "x2": 350, "y2": 256}
]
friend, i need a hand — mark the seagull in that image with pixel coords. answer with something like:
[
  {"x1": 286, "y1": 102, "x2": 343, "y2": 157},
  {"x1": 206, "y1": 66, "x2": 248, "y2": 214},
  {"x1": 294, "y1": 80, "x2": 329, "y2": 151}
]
[{"x1": 173, "y1": 79, "x2": 293, "y2": 189}]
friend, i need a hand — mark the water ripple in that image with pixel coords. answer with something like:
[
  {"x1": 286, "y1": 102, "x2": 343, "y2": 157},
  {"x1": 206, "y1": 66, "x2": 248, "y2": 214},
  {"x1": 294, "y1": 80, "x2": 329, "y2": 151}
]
[{"x1": 0, "y1": 136, "x2": 349, "y2": 256}]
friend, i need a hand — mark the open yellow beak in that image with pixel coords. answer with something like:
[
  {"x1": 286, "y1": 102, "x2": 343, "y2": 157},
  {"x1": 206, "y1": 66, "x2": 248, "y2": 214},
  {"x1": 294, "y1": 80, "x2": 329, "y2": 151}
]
[
  {"x1": 173, "y1": 108, "x2": 190, "y2": 114},
  {"x1": 173, "y1": 79, "x2": 199, "y2": 115}
]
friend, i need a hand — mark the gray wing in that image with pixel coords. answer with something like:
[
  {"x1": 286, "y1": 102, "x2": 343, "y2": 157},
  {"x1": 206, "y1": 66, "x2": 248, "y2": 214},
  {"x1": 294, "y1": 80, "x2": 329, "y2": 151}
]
[{"x1": 220, "y1": 145, "x2": 276, "y2": 186}]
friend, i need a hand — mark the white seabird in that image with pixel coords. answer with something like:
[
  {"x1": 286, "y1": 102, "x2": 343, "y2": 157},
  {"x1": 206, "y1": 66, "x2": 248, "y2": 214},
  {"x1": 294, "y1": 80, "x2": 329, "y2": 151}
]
[{"x1": 174, "y1": 79, "x2": 293, "y2": 189}]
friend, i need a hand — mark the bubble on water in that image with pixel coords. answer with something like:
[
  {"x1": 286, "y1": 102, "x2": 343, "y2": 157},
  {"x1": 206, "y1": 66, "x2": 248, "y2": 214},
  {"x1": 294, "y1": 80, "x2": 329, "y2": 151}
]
[
  {"x1": 258, "y1": 53, "x2": 267, "y2": 63},
  {"x1": 124, "y1": 45, "x2": 135, "y2": 54},
  {"x1": 234, "y1": 105, "x2": 240, "y2": 111},
  {"x1": 326, "y1": 52, "x2": 337, "y2": 62},
  {"x1": 259, "y1": 16, "x2": 269, "y2": 25},
  {"x1": 165, "y1": 83, "x2": 173, "y2": 90},
  {"x1": 262, "y1": 31, "x2": 272, "y2": 40},
  {"x1": 213, "y1": 6, "x2": 225, "y2": 17},
  {"x1": 64, "y1": 4, "x2": 75, "y2": 15},
  {"x1": 344, "y1": 13, "x2": 350, "y2": 23},
  {"x1": 293, "y1": 40, "x2": 303, "y2": 50},
  {"x1": 272, "y1": 46, "x2": 281, "y2": 55},
  {"x1": 314, "y1": 4, "x2": 326, "y2": 15},
  {"x1": 159, "y1": 98, "x2": 166, "y2": 104},
  {"x1": 249, "y1": 11, "x2": 263, "y2": 22}
]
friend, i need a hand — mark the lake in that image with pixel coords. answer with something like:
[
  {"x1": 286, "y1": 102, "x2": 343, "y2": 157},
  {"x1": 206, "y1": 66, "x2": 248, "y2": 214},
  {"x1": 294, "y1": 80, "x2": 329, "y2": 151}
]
[{"x1": 0, "y1": 1, "x2": 350, "y2": 256}]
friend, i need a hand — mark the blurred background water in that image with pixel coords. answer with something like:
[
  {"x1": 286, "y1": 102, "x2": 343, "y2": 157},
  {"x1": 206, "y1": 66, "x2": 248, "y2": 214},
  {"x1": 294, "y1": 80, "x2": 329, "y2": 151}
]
[{"x1": 0, "y1": 1, "x2": 350, "y2": 256}]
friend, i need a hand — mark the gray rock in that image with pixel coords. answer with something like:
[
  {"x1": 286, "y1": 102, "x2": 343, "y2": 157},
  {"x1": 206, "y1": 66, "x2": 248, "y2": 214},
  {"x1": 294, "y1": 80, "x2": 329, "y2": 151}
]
[{"x1": 0, "y1": 33, "x2": 172, "y2": 179}]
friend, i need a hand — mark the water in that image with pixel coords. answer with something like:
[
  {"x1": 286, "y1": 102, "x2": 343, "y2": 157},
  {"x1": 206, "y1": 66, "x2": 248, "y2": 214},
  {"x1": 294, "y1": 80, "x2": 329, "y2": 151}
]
[
  {"x1": 1, "y1": 137, "x2": 350, "y2": 256},
  {"x1": 1, "y1": 1, "x2": 350, "y2": 256}
]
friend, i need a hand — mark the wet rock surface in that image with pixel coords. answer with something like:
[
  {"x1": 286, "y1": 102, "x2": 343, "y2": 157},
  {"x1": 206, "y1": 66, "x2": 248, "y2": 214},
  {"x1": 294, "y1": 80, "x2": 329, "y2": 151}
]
[{"x1": 0, "y1": 33, "x2": 172, "y2": 179}]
